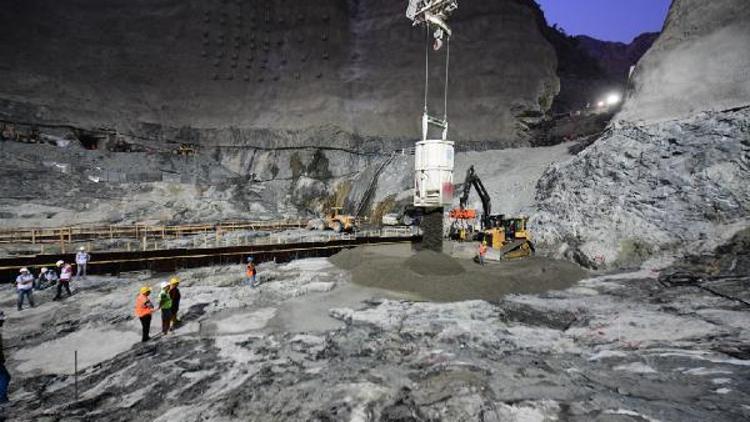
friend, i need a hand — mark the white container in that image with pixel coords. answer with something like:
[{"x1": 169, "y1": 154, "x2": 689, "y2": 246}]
[{"x1": 414, "y1": 139, "x2": 454, "y2": 207}]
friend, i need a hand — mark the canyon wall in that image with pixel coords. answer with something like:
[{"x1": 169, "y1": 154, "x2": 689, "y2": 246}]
[
  {"x1": 0, "y1": 0, "x2": 559, "y2": 148},
  {"x1": 533, "y1": 0, "x2": 750, "y2": 268}
]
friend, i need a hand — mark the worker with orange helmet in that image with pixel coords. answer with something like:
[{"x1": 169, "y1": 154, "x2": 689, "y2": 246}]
[{"x1": 134, "y1": 286, "x2": 155, "y2": 342}]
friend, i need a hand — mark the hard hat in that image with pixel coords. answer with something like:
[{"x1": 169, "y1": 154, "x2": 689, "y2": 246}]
[
  {"x1": 79, "y1": 246, "x2": 85, "y2": 251},
  {"x1": 247, "y1": 256, "x2": 254, "y2": 262},
  {"x1": 160, "y1": 281, "x2": 169, "y2": 289},
  {"x1": 482, "y1": 241, "x2": 487, "y2": 245},
  {"x1": 40, "y1": 267, "x2": 48, "y2": 273},
  {"x1": 56, "y1": 260, "x2": 65, "y2": 267},
  {"x1": 139, "y1": 286, "x2": 151, "y2": 295},
  {"x1": 19, "y1": 267, "x2": 28, "y2": 273},
  {"x1": 169, "y1": 277, "x2": 180, "y2": 285}
]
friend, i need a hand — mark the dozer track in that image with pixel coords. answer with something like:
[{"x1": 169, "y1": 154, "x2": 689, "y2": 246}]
[{"x1": 485, "y1": 239, "x2": 535, "y2": 261}]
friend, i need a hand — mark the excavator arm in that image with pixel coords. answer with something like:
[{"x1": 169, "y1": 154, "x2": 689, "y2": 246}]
[{"x1": 459, "y1": 165, "x2": 493, "y2": 228}]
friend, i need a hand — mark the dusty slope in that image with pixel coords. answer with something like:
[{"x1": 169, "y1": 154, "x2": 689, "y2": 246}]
[{"x1": 618, "y1": 0, "x2": 750, "y2": 122}]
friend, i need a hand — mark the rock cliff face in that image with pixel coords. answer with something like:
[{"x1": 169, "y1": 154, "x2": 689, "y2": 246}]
[
  {"x1": 533, "y1": 0, "x2": 750, "y2": 268},
  {"x1": 575, "y1": 33, "x2": 658, "y2": 81},
  {"x1": 0, "y1": 0, "x2": 558, "y2": 147},
  {"x1": 0, "y1": 0, "x2": 565, "y2": 225},
  {"x1": 618, "y1": 0, "x2": 750, "y2": 122},
  {"x1": 545, "y1": 30, "x2": 657, "y2": 114}
]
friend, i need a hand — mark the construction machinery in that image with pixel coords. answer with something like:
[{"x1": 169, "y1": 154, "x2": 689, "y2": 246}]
[
  {"x1": 447, "y1": 207, "x2": 476, "y2": 241},
  {"x1": 173, "y1": 143, "x2": 199, "y2": 156},
  {"x1": 406, "y1": 0, "x2": 459, "y2": 251},
  {"x1": 307, "y1": 207, "x2": 356, "y2": 233},
  {"x1": 453, "y1": 165, "x2": 535, "y2": 259}
]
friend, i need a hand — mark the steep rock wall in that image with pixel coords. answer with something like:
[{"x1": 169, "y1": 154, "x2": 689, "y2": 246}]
[
  {"x1": 533, "y1": 0, "x2": 750, "y2": 268},
  {"x1": 618, "y1": 0, "x2": 750, "y2": 122},
  {"x1": 0, "y1": 0, "x2": 558, "y2": 148}
]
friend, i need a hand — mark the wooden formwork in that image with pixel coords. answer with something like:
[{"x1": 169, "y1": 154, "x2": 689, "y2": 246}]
[{"x1": 0, "y1": 219, "x2": 307, "y2": 246}]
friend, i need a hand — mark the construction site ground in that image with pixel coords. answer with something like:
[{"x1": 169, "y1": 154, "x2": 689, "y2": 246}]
[{"x1": 1, "y1": 233, "x2": 748, "y2": 420}]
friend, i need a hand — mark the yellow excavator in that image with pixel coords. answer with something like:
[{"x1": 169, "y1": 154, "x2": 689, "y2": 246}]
[{"x1": 455, "y1": 165, "x2": 535, "y2": 260}]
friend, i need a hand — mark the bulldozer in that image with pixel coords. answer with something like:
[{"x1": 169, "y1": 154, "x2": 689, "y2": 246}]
[
  {"x1": 451, "y1": 165, "x2": 535, "y2": 260},
  {"x1": 307, "y1": 207, "x2": 356, "y2": 233},
  {"x1": 483, "y1": 215, "x2": 535, "y2": 260}
]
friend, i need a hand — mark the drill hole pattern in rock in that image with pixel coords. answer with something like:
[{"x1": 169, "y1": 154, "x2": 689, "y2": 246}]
[{"x1": 198, "y1": 0, "x2": 338, "y2": 83}]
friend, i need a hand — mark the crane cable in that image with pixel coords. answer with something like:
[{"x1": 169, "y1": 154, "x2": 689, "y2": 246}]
[
  {"x1": 444, "y1": 35, "x2": 450, "y2": 121},
  {"x1": 423, "y1": 24, "x2": 451, "y2": 122},
  {"x1": 424, "y1": 24, "x2": 430, "y2": 113}
]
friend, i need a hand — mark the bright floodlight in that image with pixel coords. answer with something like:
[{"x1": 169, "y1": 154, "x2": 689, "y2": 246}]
[
  {"x1": 597, "y1": 101, "x2": 605, "y2": 108},
  {"x1": 606, "y1": 93, "x2": 621, "y2": 106}
]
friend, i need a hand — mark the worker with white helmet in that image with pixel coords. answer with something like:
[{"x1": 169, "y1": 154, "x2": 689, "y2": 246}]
[
  {"x1": 16, "y1": 268, "x2": 35, "y2": 311},
  {"x1": 158, "y1": 282, "x2": 173, "y2": 335},
  {"x1": 54, "y1": 260, "x2": 73, "y2": 300},
  {"x1": 36, "y1": 267, "x2": 58, "y2": 290},
  {"x1": 75, "y1": 246, "x2": 91, "y2": 281}
]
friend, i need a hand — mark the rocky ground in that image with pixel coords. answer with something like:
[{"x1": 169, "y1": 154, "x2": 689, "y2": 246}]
[
  {"x1": 533, "y1": 107, "x2": 750, "y2": 269},
  {"x1": 0, "y1": 238, "x2": 748, "y2": 421}
]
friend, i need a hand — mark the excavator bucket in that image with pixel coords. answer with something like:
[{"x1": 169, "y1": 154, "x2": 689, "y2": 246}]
[{"x1": 449, "y1": 208, "x2": 476, "y2": 219}]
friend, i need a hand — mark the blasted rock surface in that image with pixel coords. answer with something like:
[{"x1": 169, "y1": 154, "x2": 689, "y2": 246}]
[
  {"x1": 0, "y1": 0, "x2": 558, "y2": 147},
  {"x1": 533, "y1": 108, "x2": 750, "y2": 268},
  {"x1": 532, "y1": 0, "x2": 750, "y2": 268}
]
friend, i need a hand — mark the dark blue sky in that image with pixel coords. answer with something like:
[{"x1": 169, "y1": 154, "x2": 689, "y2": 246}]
[{"x1": 537, "y1": 0, "x2": 672, "y2": 43}]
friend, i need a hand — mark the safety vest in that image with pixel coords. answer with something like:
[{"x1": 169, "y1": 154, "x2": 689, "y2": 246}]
[
  {"x1": 159, "y1": 291, "x2": 172, "y2": 310},
  {"x1": 479, "y1": 244, "x2": 488, "y2": 256},
  {"x1": 134, "y1": 294, "x2": 154, "y2": 318},
  {"x1": 246, "y1": 263, "x2": 256, "y2": 277}
]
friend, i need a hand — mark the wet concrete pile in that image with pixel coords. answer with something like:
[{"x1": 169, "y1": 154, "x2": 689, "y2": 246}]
[
  {"x1": 0, "y1": 237, "x2": 749, "y2": 420},
  {"x1": 329, "y1": 245, "x2": 587, "y2": 302}
]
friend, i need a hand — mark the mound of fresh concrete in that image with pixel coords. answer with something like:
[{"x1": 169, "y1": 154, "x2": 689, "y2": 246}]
[
  {"x1": 329, "y1": 245, "x2": 587, "y2": 302},
  {"x1": 328, "y1": 247, "x2": 366, "y2": 271},
  {"x1": 404, "y1": 250, "x2": 465, "y2": 276}
]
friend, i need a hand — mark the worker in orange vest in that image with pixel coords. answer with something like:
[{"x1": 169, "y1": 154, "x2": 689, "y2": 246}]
[
  {"x1": 477, "y1": 241, "x2": 488, "y2": 266},
  {"x1": 246, "y1": 257, "x2": 258, "y2": 287},
  {"x1": 134, "y1": 286, "x2": 155, "y2": 342}
]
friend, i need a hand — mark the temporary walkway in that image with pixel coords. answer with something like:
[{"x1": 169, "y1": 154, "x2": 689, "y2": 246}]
[
  {"x1": 0, "y1": 219, "x2": 308, "y2": 252},
  {"x1": 0, "y1": 232, "x2": 418, "y2": 280}
]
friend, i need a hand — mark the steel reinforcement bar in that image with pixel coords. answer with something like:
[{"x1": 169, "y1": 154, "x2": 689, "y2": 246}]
[{"x1": 0, "y1": 236, "x2": 418, "y2": 280}]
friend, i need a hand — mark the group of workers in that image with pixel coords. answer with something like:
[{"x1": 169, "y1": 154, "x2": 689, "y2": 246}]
[
  {"x1": 14, "y1": 247, "x2": 90, "y2": 311},
  {"x1": 134, "y1": 277, "x2": 182, "y2": 342},
  {"x1": 0, "y1": 251, "x2": 260, "y2": 406},
  {"x1": 133, "y1": 255, "x2": 259, "y2": 342}
]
